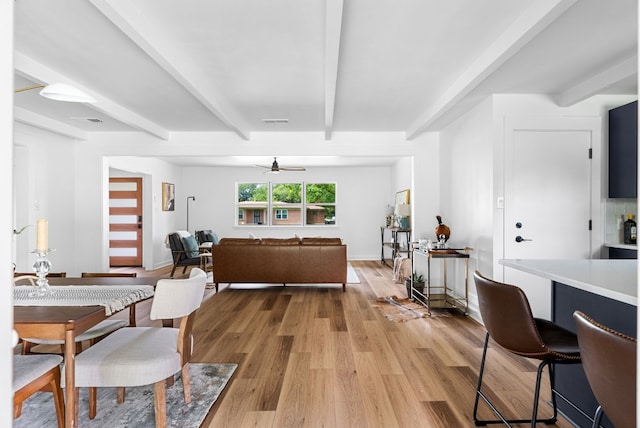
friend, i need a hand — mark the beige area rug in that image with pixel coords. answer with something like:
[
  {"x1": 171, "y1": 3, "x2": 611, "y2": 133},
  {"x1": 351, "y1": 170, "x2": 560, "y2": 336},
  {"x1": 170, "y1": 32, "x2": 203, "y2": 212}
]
[{"x1": 371, "y1": 295, "x2": 451, "y2": 322}]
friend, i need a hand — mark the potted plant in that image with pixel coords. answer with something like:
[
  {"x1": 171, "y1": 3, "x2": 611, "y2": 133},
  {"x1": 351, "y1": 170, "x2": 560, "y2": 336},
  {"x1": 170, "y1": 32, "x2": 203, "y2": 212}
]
[{"x1": 405, "y1": 272, "x2": 425, "y2": 300}]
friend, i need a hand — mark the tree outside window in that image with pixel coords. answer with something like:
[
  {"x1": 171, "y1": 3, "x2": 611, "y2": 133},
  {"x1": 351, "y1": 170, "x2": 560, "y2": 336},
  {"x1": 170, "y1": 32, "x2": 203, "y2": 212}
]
[{"x1": 306, "y1": 183, "x2": 336, "y2": 225}]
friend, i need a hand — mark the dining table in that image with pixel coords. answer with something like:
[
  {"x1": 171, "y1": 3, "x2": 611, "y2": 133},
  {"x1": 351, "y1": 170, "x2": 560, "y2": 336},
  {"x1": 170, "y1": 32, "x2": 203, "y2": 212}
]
[{"x1": 13, "y1": 276, "x2": 163, "y2": 428}]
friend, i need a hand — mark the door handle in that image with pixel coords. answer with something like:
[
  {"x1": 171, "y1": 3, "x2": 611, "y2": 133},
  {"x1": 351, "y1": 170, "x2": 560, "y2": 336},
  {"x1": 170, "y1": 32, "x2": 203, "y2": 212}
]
[{"x1": 515, "y1": 235, "x2": 532, "y2": 243}]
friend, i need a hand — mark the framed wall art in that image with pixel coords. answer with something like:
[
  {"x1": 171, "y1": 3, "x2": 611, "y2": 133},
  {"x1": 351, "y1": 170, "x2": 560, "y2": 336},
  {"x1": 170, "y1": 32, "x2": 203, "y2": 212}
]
[
  {"x1": 395, "y1": 189, "x2": 410, "y2": 206},
  {"x1": 162, "y1": 182, "x2": 175, "y2": 211}
]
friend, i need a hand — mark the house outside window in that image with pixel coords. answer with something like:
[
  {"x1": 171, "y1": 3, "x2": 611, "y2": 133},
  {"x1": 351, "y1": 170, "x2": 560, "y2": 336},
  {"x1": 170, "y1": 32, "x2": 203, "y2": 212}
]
[
  {"x1": 237, "y1": 183, "x2": 268, "y2": 226},
  {"x1": 271, "y1": 183, "x2": 301, "y2": 225},
  {"x1": 236, "y1": 182, "x2": 336, "y2": 226}
]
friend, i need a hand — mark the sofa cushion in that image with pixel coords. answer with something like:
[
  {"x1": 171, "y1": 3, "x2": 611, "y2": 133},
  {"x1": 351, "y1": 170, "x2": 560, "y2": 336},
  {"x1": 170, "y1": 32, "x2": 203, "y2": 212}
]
[
  {"x1": 206, "y1": 232, "x2": 219, "y2": 245},
  {"x1": 300, "y1": 237, "x2": 342, "y2": 246},
  {"x1": 261, "y1": 237, "x2": 300, "y2": 246},
  {"x1": 219, "y1": 238, "x2": 261, "y2": 245},
  {"x1": 181, "y1": 235, "x2": 200, "y2": 257}
]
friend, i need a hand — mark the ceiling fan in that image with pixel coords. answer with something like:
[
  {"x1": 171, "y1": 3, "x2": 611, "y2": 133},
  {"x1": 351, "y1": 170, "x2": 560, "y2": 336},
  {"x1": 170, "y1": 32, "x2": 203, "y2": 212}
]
[{"x1": 255, "y1": 157, "x2": 306, "y2": 173}]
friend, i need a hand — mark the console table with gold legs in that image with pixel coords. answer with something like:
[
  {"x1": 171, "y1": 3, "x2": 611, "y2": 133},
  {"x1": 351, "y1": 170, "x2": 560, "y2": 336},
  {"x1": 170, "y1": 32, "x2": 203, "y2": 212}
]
[
  {"x1": 411, "y1": 247, "x2": 472, "y2": 314},
  {"x1": 380, "y1": 226, "x2": 411, "y2": 266}
]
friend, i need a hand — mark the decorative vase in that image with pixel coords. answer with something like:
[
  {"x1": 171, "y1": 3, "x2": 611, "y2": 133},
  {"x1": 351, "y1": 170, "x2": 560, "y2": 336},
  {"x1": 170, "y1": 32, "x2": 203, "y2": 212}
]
[{"x1": 435, "y1": 215, "x2": 450, "y2": 243}]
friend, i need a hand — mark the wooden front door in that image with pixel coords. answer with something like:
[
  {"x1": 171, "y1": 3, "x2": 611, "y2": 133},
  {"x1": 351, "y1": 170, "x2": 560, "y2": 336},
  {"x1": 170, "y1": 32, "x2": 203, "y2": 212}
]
[{"x1": 109, "y1": 177, "x2": 143, "y2": 267}]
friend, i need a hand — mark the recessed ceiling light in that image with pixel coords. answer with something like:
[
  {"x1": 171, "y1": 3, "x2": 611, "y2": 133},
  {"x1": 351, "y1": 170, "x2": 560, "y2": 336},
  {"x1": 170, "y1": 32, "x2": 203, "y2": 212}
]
[
  {"x1": 70, "y1": 117, "x2": 103, "y2": 123},
  {"x1": 262, "y1": 118, "x2": 289, "y2": 124}
]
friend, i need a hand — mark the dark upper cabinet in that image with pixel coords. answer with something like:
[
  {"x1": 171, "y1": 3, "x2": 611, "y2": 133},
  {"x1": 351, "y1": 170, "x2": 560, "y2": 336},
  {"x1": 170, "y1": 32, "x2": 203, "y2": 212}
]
[{"x1": 608, "y1": 100, "x2": 638, "y2": 198}]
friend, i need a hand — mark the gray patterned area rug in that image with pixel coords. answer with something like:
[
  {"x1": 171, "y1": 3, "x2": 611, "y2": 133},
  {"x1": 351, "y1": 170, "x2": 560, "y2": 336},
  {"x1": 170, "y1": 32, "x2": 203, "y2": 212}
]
[{"x1": 15, "y1": 363, "x2": 237, "y2": 428}]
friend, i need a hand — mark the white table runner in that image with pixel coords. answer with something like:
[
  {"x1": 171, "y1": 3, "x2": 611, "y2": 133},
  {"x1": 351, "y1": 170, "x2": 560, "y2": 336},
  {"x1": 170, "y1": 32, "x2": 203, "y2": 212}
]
[{"x1": 14, "y1": 285, "x2": 155, "y2": 316}]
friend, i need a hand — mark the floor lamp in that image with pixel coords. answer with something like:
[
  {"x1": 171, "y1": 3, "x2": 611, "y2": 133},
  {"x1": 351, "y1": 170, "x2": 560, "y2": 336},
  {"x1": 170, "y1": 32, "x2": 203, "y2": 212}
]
[{"x1": 186, "y1": 196, "x2": 196, "y2": 233}]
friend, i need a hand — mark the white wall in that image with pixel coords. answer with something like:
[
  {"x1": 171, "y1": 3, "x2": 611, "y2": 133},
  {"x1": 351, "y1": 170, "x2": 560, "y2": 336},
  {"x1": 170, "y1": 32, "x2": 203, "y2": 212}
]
[
  {"x1": 182, "y1": 165, "x2": 391, "y2": 260},
  {"x1": 1, "y1": 1, "x2": 12, "y2": 423},
  {"x1": 411, "y1": 133, "x2": 441, "y2": 240},
  {"x1": 13, "y1": 124, "x2": 78, "y2": 274}
]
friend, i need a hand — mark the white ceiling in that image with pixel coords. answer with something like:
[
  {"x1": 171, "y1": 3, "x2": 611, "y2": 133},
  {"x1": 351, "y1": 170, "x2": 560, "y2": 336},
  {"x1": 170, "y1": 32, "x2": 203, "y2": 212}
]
[{"x1": 13, "y1": 0, "x2": 638, "y2": 167}]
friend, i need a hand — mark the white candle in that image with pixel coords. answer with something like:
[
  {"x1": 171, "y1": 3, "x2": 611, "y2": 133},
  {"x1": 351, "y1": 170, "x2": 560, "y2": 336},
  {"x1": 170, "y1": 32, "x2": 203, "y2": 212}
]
[{"x1": 36, "y1": 219, "x2": 48, "y2": 252}]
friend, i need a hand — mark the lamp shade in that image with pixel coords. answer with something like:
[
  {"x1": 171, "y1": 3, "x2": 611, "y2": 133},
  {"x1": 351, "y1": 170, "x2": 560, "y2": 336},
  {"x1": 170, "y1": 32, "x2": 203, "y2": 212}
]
[
  {"x1": 39, "y1": 83, "x2": 96, "y2": 103},
  {"x1": 396, "y1": 204, "x2": 411, "y2": 217}
]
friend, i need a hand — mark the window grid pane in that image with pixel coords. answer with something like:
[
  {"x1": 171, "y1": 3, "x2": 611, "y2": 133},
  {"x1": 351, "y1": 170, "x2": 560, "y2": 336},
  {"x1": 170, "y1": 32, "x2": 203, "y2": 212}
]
[{"x1": 237, "y1": 182, "x2": 336, "y2": 226}]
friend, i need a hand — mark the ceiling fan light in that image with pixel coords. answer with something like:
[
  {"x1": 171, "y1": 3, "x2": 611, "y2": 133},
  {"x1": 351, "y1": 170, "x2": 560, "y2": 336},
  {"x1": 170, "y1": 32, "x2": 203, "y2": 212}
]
[{"x1": 39, "y1": 83, "x2": 96, "y2": 103}]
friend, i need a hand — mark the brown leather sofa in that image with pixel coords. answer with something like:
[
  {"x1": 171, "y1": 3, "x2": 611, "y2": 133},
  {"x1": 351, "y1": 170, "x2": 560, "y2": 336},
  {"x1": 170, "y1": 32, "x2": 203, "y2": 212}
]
[{"x1": 211, "y1": 237, "x2": 347, "y2": 292}]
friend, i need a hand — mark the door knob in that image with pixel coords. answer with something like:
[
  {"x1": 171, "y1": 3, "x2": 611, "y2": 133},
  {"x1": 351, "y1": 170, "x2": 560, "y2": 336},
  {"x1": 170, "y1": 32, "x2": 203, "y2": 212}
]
[
  {"x1": 515, "y1": 222, "x2": 523, "y2": 229},
  {"x1": 515, "y1": 235, "x2": 532, "y2": 243}
]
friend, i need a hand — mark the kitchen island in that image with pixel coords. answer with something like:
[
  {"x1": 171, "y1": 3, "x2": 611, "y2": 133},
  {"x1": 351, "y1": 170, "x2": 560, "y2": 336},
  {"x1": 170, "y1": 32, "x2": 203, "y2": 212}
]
[{"x1": 499, "y1": 259, "x2": 637, "y2": 428}]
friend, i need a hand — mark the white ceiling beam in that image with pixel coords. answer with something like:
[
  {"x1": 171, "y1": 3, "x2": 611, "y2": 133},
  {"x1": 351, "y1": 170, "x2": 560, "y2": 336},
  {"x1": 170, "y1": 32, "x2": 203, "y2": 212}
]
[
  {"x1": 553, "y1": 53, "x2": 638, "y2": 107},
  {"x1": 406, "y1": 0, "x2": 578, "y2": 139},
  {"x1": 324, "y1": 0, "x2": 344, "y2": 140},
  {"x1": 14, "y1": 106, "x2": 88, "y2": 140},
  {"x1": 90, "y1": 0, "x2": 250, "y2": 140},
  {"x1": 15, "y1": 52, "x2": 169, "y2": 140}
]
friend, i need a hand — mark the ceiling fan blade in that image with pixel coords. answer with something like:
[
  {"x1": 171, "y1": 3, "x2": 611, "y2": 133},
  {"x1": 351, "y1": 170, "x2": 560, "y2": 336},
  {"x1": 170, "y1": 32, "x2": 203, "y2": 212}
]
[
  {"x1": 255, "y1": 157, "x2": 305, "y2": 172},
  {"x1": 279, "y1": 167, "x2": 306, "y2": 171}
]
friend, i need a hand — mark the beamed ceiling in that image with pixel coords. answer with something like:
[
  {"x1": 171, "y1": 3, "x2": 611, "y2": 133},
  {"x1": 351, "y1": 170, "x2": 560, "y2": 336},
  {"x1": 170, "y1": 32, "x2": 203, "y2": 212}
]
[{"x1": 13, "y1": 0, "x2": 638, "y2": 166}]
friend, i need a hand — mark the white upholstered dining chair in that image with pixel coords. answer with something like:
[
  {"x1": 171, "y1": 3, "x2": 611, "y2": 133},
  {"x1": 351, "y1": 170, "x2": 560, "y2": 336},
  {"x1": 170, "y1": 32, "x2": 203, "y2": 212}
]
[
  {"x1": 14, "y1": 275, "x2": 128, "y2": 355},
  {"x1": 72, "y1": 268, "x2": 207, "y2": 426},
  {"x1": 12, "y1": 329, "x2": 65, "y2": 428}
]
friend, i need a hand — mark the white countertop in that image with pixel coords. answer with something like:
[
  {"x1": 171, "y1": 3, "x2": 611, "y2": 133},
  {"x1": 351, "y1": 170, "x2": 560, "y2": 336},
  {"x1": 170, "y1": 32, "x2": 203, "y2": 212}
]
[
  {"x1": 499, "y1": 259, "x2": 637, "y2": 306},
  {"x1": 604, "y1": 242, "x2": 638, "y2": 250}
]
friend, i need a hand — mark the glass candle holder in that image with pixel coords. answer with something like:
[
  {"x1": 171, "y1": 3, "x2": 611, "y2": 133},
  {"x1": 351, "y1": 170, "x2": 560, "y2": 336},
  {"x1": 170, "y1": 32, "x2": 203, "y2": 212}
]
[{"x1": 29, "y1": 249, "x2": 55, "y2": 296}]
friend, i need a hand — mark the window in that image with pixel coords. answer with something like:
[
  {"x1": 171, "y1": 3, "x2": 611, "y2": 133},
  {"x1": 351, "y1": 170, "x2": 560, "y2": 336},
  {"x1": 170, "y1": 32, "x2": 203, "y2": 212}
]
[
  {"x1": 271, "y1": 183, "x2": 301, "y2": 225},
  {"x1": 236, "y1": 182, "x2": 336, "y2": 226},
  {"x1": 306, "y1": 183, "x2": 336, "y2": 225},
  {"x1": 237, "y1": 183, "x2": 268, "y2": 226}
]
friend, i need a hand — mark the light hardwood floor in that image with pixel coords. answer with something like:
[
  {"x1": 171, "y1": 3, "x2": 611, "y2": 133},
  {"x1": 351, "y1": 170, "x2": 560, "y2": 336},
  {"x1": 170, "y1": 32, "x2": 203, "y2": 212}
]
[{"x1": 125, "y1": 261, "x2": 575, "y2": 427}]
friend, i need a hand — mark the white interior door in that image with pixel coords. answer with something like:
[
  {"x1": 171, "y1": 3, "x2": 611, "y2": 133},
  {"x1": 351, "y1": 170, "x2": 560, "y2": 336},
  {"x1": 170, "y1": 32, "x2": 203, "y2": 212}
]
[{"x1": 503, "y1": 117, "x2": 595, "y2": 318}]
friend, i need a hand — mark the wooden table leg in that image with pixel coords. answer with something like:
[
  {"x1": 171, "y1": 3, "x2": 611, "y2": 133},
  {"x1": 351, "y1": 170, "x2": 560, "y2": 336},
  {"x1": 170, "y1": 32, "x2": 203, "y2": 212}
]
[
  {"x1": 64, "y1": 329, "x2": 77, "y2": 428},
  {"x1": 129, "y1": 303, "x2": 137, "y2": 327}
]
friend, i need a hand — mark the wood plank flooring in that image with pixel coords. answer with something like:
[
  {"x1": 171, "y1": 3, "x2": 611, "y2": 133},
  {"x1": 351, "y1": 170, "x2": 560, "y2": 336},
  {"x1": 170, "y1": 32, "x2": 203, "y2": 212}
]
[{"x1": 118, "y1": 261, "x2": 575, "y2": 427}]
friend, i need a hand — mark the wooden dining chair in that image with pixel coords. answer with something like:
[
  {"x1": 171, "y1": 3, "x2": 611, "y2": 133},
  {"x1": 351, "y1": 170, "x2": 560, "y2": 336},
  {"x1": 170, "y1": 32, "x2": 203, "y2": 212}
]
[
  {"x1": 13, "y1": 275, "x2": 38, "y2": 286},
  {"x1": 81, "y1": 272, "x2": 138, "y2": 278},
  {"x1": 14, "y1": 271, "x2": 67, "y2": 277},
  {"x1": 18, "y1": 272, "x2": 138, "y2": 355},
  {"x1": 74, "y1": 268, "x2": 207, "y2": 425},
  {"x1": 12, "y1": 330, "x2": 65, "y2": 428}
]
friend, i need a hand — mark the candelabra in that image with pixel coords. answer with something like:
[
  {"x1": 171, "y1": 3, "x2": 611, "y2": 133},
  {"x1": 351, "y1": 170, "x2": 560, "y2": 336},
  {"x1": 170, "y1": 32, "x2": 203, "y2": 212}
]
[{"x1": 29, "y1": 249, "x2": 55, "y2": 296}]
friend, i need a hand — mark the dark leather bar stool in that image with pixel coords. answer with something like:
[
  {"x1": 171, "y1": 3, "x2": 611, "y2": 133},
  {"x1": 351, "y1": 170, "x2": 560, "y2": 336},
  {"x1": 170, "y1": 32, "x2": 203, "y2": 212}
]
[
  {"x1": 473, "y1": 271, "x2": 582, "y2": 427},
  {"x1": 573, "y1": 311, "x2": 637, "y2": 428}
]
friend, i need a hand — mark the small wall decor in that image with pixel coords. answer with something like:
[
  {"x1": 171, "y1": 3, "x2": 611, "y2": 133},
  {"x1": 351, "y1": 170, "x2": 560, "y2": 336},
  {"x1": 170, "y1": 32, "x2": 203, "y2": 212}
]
[
  {"x1": 162, "y1": 182, "x2": 175, "y2": 211},
  {"x1": 395, "y1": 189, "x2": 410, "y2": 206}
]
